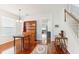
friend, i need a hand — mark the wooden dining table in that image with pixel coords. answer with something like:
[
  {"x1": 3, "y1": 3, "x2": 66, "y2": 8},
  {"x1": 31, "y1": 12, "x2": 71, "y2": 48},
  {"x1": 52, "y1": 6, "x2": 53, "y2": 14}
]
[{"x1": 13, "y1": 35, "x2": 25, "y2": 53}]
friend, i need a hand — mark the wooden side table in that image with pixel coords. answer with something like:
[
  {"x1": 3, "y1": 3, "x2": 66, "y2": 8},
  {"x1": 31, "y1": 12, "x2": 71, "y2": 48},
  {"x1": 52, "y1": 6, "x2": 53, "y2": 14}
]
[
  {"x1": 13, "y1": 36, "x2": 24, "y2": 53},
  {"x1": 55, "y1": 37, "x2": 68, "y2": 49}
]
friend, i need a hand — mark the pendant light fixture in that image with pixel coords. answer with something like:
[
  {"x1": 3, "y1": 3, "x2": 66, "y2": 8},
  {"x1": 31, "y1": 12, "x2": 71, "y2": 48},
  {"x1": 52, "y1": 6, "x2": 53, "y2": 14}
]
[{"x1": 16, "y1": 9, "x2": 22, "y2": 23}]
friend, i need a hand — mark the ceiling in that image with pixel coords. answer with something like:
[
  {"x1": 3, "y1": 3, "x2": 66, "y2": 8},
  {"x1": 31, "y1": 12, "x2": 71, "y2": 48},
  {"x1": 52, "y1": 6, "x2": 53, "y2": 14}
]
[
  {"x1": 72, "y1": 4, "x2": 79, "y2": 7},
  {"x1": 0, "y1": 4, "x2": 66, "y2": 16}
]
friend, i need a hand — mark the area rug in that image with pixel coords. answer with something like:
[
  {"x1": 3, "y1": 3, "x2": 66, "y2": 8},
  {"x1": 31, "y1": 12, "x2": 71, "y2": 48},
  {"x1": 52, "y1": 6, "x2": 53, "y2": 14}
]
[{"x1": 31, "y1": 44, "x2": 47, "y2": 54}]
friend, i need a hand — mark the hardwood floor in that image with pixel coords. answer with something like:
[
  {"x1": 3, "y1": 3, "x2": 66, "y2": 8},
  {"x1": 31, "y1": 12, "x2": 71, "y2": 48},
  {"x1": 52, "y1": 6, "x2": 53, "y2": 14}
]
[
  {"x1": 48, "y1": 41, "x2": 69, "y2": 54},
  {"x1": 16, "y1": 40, "x2": 37, "y2": 54},
  {"x1": 0, "y1": 40, "x2": 69, "y2": 54},
  {"x1": 0, "y1": 40, "x2": 14, "y2": 53},
  {"x1": 0, "y1": 39, "x2": 37, "y2": 54}
]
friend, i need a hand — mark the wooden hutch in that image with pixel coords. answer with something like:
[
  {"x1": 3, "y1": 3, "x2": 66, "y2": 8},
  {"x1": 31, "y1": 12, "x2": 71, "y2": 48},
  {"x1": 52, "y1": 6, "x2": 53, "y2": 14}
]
[{"x1": 23, "y1": 21, "x2": 37, "y2": 49}]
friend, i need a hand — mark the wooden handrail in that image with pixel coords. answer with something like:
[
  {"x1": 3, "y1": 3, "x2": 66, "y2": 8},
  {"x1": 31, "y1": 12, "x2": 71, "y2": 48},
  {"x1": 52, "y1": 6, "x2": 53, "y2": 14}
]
[{"x1": 64, "y1": 9, "x2": 79, "y2": 23}]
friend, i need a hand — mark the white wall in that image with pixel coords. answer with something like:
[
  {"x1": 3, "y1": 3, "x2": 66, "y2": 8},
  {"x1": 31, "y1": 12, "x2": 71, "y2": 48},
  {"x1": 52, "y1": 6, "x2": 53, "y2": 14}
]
[
  {"x1": 0, "y1": 9, "x2": 18, "y2": 45},
  {"x1": 50, "y1": 5, "x2": 66, "y2": 41}
]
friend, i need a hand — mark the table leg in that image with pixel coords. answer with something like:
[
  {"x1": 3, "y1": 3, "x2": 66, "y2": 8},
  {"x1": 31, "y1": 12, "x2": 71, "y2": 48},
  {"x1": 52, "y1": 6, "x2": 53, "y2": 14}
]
[
  {"x1": 22, "y1": 37, "x2": 24, "y2": 51},
  {"x1": 21, "y1": 38, "x2": 23, "y2": 52},
  {"x1": 23, "y1": 37, "x2": 24, "y2": 49},
  {"x1": 14, "y1": 37, "x2": 15, "y2": 54}
]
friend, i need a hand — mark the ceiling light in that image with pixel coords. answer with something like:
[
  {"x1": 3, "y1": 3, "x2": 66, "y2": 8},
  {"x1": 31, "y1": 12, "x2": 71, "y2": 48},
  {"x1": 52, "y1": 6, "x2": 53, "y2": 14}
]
[{"x1": 16, "y1": 9, "x2": 22, "y2": 23}]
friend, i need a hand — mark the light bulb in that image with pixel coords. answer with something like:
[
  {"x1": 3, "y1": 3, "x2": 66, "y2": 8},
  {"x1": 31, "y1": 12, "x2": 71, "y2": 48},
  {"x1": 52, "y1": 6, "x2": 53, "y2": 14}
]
[
  {"x1": 16, "y1": 20, "x2": 22, "y2": 23},
  {"x1": 16, "y1": 20, "x2": 19, "y2": 23},
  {"x1": 19, "y1": 20, "x2": 22, "y2": 23}
]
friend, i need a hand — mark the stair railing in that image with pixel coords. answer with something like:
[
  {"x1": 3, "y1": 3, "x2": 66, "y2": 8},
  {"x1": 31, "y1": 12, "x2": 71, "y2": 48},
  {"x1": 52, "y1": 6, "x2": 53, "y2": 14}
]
[{"x1": 64, "y1": 9, "x2": 79, "y2": 39}]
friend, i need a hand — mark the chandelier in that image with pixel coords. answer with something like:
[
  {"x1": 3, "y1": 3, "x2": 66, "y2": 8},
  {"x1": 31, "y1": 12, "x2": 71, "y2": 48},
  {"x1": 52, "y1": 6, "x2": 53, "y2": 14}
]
[{"x1": 16, "y1": 9, "x2": 22, "y2": 23}]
